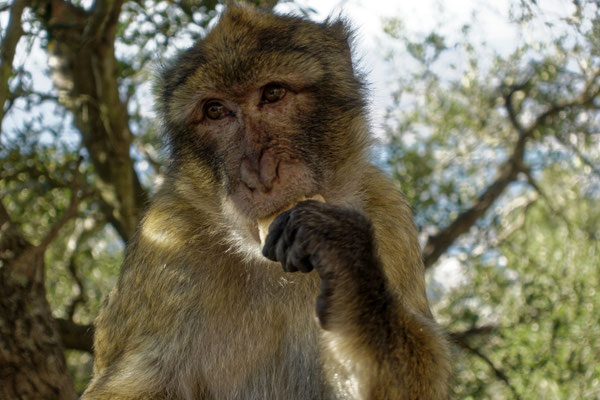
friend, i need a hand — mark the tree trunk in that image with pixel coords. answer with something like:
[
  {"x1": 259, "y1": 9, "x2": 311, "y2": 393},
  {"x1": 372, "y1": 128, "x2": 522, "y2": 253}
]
[
  {"x1": 0, "y1": 205, "x2": 77, "y2": 400},
  {"x1": 38, "y1": 0, "x2": 147, "y2": 242}
]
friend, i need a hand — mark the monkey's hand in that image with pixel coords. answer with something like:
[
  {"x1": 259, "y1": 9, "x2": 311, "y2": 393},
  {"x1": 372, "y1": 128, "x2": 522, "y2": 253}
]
[
  {"x1": 262, "y1": 200, "x2": 450, "y2": 399},
  {"x1": 262, "y1": 200, "x2": 389, "y2": 331}
]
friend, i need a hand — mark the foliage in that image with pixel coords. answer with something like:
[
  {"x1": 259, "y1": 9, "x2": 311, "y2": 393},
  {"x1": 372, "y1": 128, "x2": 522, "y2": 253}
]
[
  {"x1": 384, "y1": 0, "x2": 600, "y2": 397},
  {"x1": 0, "y1": 108, "x2": 122, "y2": 389},
  {"x1": 441, "y1": 174, "x2": 600, "y2": 398}
]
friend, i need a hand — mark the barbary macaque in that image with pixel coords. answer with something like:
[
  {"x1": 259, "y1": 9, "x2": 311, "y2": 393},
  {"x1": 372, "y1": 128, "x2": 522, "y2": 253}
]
[{"x1": 83, "y1": 4, "x2": 451, "y2": 399}]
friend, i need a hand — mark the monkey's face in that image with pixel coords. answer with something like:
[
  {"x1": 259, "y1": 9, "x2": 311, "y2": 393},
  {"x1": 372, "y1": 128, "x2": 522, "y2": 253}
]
[
  {"x1": 190, "y1": 78, "x2": 321, "y2": 221},
  {"x1": 156, "y1": 6, "x2": 367, "y2": 246}
]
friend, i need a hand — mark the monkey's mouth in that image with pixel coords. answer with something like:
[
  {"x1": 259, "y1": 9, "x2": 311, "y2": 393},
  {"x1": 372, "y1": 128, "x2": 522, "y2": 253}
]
[
  {"x1": 256, "y1": 194, "x2": 325, "y2": 246},
  {"x1": 231, "y1": 188, "x2": 312, "y2": 245},
  {"x1": 230, "y1": 153, "x2": 317, "y2": 219},
  {"x1": 231, "y1": 185, "x2": 316, "y2": 222},
  {"x1": 231, "y1": 186, "x2": 311, "y2": 221}
]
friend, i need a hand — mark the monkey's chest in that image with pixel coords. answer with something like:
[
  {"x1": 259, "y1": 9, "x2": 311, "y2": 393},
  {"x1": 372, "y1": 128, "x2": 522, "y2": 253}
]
[{"x1": 190, "y1": 279, "x2": 330, "y2": 399}]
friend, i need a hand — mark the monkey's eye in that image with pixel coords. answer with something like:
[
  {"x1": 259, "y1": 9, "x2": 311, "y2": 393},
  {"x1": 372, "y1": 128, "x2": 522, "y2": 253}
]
[
  {"x1": 261, "y1": 84, "x2": 287, "y2": 104},
  {"x1": 205, "y1": 101, "x2": 225, "y2": 120}
]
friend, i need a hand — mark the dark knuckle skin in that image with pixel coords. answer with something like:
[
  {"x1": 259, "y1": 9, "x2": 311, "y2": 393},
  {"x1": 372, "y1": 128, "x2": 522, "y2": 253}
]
[
  {"x1": 297, "y1": 205, "x2": 374, "y2": 265},
  {"x1": 274, "y1": 239, "x2": 287, "y2": 266},
  {"x1": 290, "y1": 227, "x2": 315, "y2": 273}
]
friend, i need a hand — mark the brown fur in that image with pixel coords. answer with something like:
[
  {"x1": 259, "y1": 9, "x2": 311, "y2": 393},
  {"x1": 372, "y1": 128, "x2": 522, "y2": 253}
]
[{"x1": 83, "y1": 4, "x2": 450, "y2": 399}]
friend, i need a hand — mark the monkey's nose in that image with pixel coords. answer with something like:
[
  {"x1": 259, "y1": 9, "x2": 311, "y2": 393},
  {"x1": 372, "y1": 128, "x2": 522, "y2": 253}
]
[
  {"x1": 240, "y1": 158, "x2": 261, "y2": 192},
  {"x1": 240, "y1": 150, "x2": 279, "y2": 193},
  {"x1": 258, "y1": 149, "x2": 279, "y2": 191}
]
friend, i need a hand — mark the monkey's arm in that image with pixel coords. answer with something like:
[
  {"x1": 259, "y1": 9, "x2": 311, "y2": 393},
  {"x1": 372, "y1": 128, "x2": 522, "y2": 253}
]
[
  {"x1": 262, "y1": 172, "x2": 451, "y2": 400},
  {"x1": 82, "y1": 191, "x2": 216, "y2": 399}
]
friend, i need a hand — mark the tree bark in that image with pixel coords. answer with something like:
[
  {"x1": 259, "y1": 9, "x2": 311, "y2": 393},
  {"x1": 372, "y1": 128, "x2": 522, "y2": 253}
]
[
  {"x1": 0, "y1": 204, "x2": 78, "y2": 400},
  {"x1": 0, "y1": 0, "x2": 28, "y2": 127},
  {"x1": 56, "y1": 318, "x2": 94, "y2": 353}
]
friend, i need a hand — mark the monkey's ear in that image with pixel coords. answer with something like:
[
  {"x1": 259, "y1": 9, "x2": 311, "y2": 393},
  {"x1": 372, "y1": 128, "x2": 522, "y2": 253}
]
[{"x1": 325, "y1": 18, "x2": 355, "y2": 69}]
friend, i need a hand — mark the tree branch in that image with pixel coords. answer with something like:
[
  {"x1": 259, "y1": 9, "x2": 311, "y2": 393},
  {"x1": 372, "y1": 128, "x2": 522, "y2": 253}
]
[
  {"x1": 460, "y1": 342, "x2": 521, "y2": 399},
  {"x1": 503, "y1": 83, "x2": 528, "y2": 137},
  {"x1": 37, "y1": 158, "x2": 93, "y2": 252},
  {"x1": 65, "y1": 259, "x2": 86, "y2": 319},
  {"x1": 449, "y1": 324, "x2": 519, "y2": 397},
  {"x1": 520, "y1": 168, "x2": 573, "y2": 228},
  {"x1": 553, "y1": 134, "x2": 600, "y2": 178},
  {"x1": 526, "y1": 68, "x2": 600, "y2": 136},
  {"x1": 422, "y1": 148, "x2": 525, "y2": 268},
  {"x1": 422, "y1": 69, "x2": 600, "y2": 268},
  {"x1": 55, "y1": 318, "x2": 94, "y2": 353},
  {"x1": 448, "y1": 325, "x2": 496, "y2": 348},
  {"x1": 0, "y1": 204, "x2": 79, "y2": 397},
  {"x1": 83, "y1": 0, "x2": 124, "y2": 45},
  {"x1": 64, "y1": 219, "x2": 103, "y2": 319},
  {"x1": 0, "y1": 0, "x2": 28, "y2": 129},
  {"x1": 422, "y1": 81, "x2": 533, "y2": 268}
]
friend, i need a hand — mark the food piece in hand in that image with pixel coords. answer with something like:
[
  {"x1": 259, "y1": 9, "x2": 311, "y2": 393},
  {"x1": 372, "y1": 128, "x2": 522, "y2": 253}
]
[{"x1": 258, "y1": 194, "x2": 325, "y2": 247}]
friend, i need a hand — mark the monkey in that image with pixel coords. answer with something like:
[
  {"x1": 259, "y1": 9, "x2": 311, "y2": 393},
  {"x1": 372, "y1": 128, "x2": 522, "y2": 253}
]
[{"x1": 82, "y1": 4, "x2": 451, "y2": 399}]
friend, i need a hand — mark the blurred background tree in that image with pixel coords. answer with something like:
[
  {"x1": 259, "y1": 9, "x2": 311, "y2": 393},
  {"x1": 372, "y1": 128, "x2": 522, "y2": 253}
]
[
  {"x1": 0, "y1": 0, "x2": 598, "y2": 398},
  {"x1": 384, "y1": 0, "x2": 600, "y2": 398}
]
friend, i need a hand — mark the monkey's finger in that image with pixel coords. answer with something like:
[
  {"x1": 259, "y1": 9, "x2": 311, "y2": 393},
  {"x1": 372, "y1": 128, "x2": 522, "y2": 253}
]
[
  {"x1": 275, "y1": 232, "x2": 297, "y2": 273},
  {"x1": 262, "y1": 210, "x2": 291, "y2": 261},
  {"x1": 286, "y1": 227, "x2": 314, "y2": 273},
  {"x1": 275, "y1": 222, "x2": 298, "y2": 272},
  {"x1": 286, "y1": 247, "x2": 314, "y2": 273}
]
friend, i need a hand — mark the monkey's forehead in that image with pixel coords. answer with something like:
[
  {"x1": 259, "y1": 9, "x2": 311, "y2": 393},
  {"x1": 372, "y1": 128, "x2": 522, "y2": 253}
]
[{"x1": 156, "y1": 5, "x2": 353, "y2": 116}]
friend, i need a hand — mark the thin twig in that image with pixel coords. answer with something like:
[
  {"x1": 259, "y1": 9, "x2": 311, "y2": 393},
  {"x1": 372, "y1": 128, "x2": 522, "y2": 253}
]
[
  {"x1": 469, "y1": 196, "x2": 537, "y2": 258},
  {"x1": 449, "y1": 325, "x2": 496, "y2": 347},
  {"x1": 503, "y1": 83, "x2": 528, "y2": 137},
  {"x1": 0, "y1": 0, "x2": 29, "y2": 128},
  {"x1": 66, "y1": 257, "x2": 85, "y2": 319},
  {"x1": 553, "y1": 134, "x2": 600, "y2": 178},
  {"x1": 37, "y1": 157, "x2": 93, "y2": 252},
  {"x1": 521, "y1": 168, "x2": 572, "y2": 230},
  {"x1": 493, "y1": 197, "x2": 537, "y2": 246},
  {"x1": 64, "y1": 219, "x2": 102, "y2": 319},
  {"x1": 460, "y1": 342, "x2": 522, "y2": 400},
  {"x1": 135, "y1": 142, "x2": 163, "y2": 175}
]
